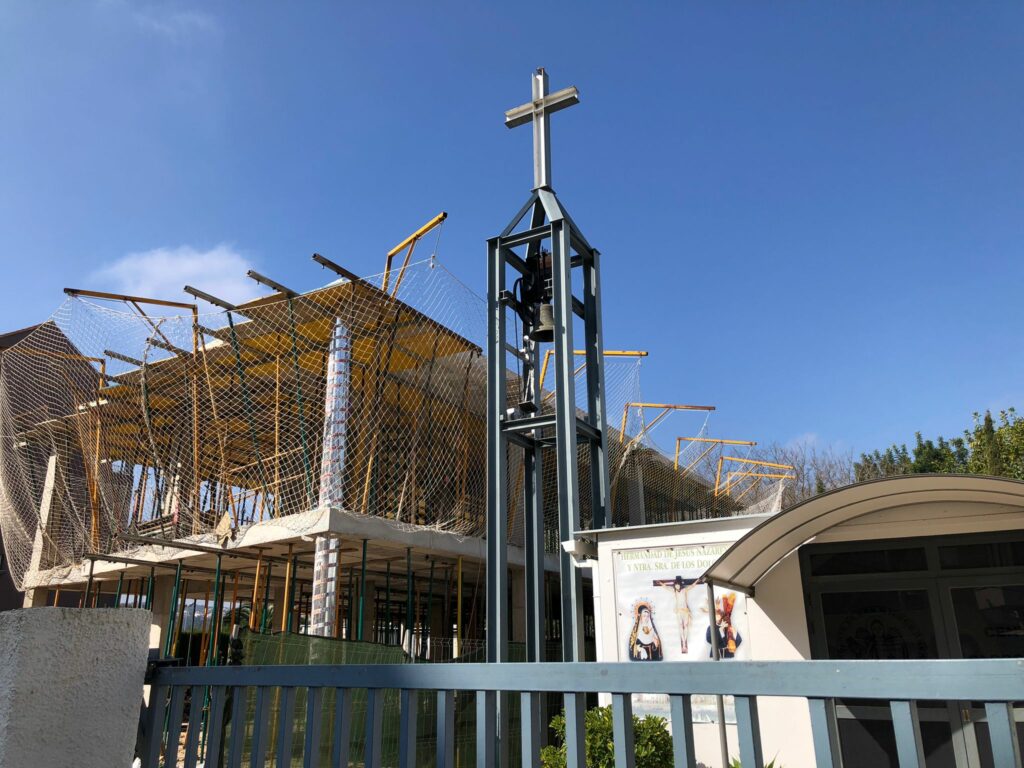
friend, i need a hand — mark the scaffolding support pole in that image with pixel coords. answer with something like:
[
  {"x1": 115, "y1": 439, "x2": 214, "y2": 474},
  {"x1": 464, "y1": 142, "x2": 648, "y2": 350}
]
[
  {"x1": 249, "y1": 552, "x2": 263, "y2": 631},
  {"x1": 260, "y1": 563, "x2": 273, "y2": 634},
  {"x1": 385, "y1": 561, "x2": 392, "y2": 643},
  {"x1": 164, "y1": 561, "x2": 183, "y2": 657},
  {"x1": 114, "y1": 572, "x2": 124, "y2": 608},
  {"x1": 281, "y1": 544, "x2": 294, "y2": 633},
  {"x1": 173, "y1": 580, "x2": 189, "y2": 658},
  {"x1": 357, "y1": 540, "x2": 368, "y2": 641},
  {"x1": 82, "y1": 559, "x2": 96, "y2": 609},
  {"x1": 146, "y1": 567, "x2": 155, "y2": 610},
  {"x1": 405, "y1": 548, "x2": 414, "y2": 653},
  {"x1": 425, "y1": 558, "x2": 435, "y2": 656},
  {"x1": 456, "y1": 556, "x2": 463, "y2": 658},
  {"x1": 206, "y1": 556, "x2": 222, "y2": 667},
  {"x1": 286, "y1": 552, "x2": 298, "y2": 634}
]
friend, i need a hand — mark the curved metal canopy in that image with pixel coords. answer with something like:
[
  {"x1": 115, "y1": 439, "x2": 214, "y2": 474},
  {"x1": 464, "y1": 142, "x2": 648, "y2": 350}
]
[{"x1": 700, "y1": 474, "x2": 1024, "y2": 593}]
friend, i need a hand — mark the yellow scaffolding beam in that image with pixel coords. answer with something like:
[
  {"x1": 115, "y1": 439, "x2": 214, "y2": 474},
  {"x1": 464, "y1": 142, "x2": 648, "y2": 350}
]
[
  {"x1": 714, "y1": 456, "x2": 795, "y2": 497},
  {"x1": 382, "y1": 212, "x2": 447, "y2": 296},
  {"x1": 619, "y1": 402, "x2": 715, "y2": 445},
  {"x1": 673, "y1": 436, "x2": 756, "y2": 471}
]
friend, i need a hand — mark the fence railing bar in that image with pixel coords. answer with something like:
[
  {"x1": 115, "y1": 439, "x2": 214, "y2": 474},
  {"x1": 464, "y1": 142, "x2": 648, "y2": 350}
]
[
  {"x1": 204, "y1": 686, "x2": 228, "y2": 768},
  {"x1": 149, "y1": 659, "x2": 1024, "y2": 701},
  {"x1": 226, "y1": 686, "x2": 248, "y2": 768},
  {"x1": 669, "y1": 694, "x2": 696, "y2": 768},
  {"x1": 890, "y1": 700, "x2": 925, "y2": 768},
  {"x1": 364, "y1": 688, "x2": 385, "y2": 768},
  {"x1": 398, "y1": 689, "x2": 418, "y2": 768},
  {"x1": 984, "y1": 701, "x2": 1022, "y2": 767},
  {"x1": 612, "y1": 693, "x2": 637, "y2": 768},
  {"x1": 141, "y1": 684, "x2": 169, "y2": 768},
  {"x1": 249, "y1": 686, "x2": 272, "y2": 768},
  {"x1": 437, "y1": 690, "x2": 455, "y2": 768},
  {"x1": 275, "y1": 686, "x2": 297, "y2": 767},
  {"x1": 183, "y1": 685, "x2": 204, "y2": 768},
  {"x1": 165, "y1": 683, "x2": 187, "y2": 768},
  {"x1": 521, "y1": 691, "x2": 541, "y2": 768},
  {"x1": 476, "y1": 689, "x2": 496, "y2": 767},
  {"x1": 565, "y1": 692, "x2": 587, "y2": 768},
  {"x1": 807, "y1": 697, "x2": 842, "y2": 768},
  {"x1": 734, "y1": 695, "x2": 764, "y2": 768},
  {"x1": 302, "y1": 686, "x2": 323, "y2": 768},
  {"x1": 331, "y1": 688, "x2": 352, "y2": 768}
]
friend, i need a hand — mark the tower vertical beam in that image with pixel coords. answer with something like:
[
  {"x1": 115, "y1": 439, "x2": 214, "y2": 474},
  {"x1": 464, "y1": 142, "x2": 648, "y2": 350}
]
[
  {"x1": 551, "y1": 219, "x2": 585, "y2": 663},
  {"x1": 523, "y1": 202, "x2": 547, "y2": 665},
  {"x1": 583, "y1": 248, "x2": 610, "y2": 530},
  {"x1": 485, "y1": 235, "x2": 509, "y2": 665}
]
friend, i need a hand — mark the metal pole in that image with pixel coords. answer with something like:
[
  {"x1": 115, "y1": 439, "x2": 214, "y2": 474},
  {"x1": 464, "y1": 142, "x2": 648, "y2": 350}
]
[
  {"x1": 706, "y1": 582, "x2": 729, "y2": 768},
  {"x1": 583, "y1": 248, "x2": 610, "y2": 530},
  {"x1": 552, "y1": 217, "x2": 585, "y2": 663},
  {"x1": 249, "y1": 551, "x2": 263, "y2": 631},
  {"x1": 455, "y1": 556, "x2": 463, "y2": 658},
  {"x1": 286, "y1": 553, "x2": 297, "y2": 634},
  {"x1": 146, "y1": 567, "x2": 155, "y2": 610},
  {"x1": 425, "y1": 558, "x2": 435, "y2": 658},
  {"x1": 114, "y1": 572, "x2": 124, "y2": 608},
  {"x1": 405, "y1": 549, "x2": 414, "y2": 654},
  {"x1": 164, "y1": 561, "x2": 183, "y2": 657},
  {"x1": 281, "y1": 544, "x2": 294, "y2": 633},
  {"x1": 357, "y1": 540, "x2": 367, "y2": 641},
  {"x1": 385, "y1": 561, "x2": 392, "y2": 644},
  {"x1": 206, "y1": 557, "x2": 222, "y2": 667},
  {"x1": 82, "y1": 559, "x2": 96, "y2": 609},
  {"x1": 260, "y1": 563, "x2": 273, "y2": 633},
  {"x1": 173, "y1": 579, "x2": 188, "y2": 658},
  {"x1": 346, "y1": 565, "x2": 354, "y2": 640}
]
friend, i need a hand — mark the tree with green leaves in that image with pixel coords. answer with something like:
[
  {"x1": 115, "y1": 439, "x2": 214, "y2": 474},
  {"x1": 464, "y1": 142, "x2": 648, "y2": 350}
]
[{"x1": 856, "y1": 409, "x2": 1024, "y2": 482}]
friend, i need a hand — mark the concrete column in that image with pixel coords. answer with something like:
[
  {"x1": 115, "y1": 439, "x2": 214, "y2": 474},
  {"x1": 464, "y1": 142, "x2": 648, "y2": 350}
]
[{"x1": 0, "y1": 608, "x2": 150, "y2": 768}]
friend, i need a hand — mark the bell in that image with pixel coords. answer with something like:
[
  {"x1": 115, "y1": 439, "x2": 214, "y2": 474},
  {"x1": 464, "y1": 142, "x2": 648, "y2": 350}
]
[{"x1": 530, "y1": 302, "x2": 555, "y2": 343}]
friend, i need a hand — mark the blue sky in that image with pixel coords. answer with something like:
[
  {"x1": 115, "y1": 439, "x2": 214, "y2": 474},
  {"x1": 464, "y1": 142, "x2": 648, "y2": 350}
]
[{"x1": 1, "y1": 2, "x2": 1022, "y2": 456}]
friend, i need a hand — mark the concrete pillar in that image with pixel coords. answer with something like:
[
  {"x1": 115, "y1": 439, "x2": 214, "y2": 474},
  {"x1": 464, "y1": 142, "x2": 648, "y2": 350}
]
[
  {"x1": 0, "y1": 608, "x2": 150, "y2": 768},
  {"x1": 148, "y1": 574, "x2": 173, "y2": 651}
]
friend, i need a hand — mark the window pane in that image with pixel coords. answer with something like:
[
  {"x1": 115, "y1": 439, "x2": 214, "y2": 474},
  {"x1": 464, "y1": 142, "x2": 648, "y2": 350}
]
[
  {"x1": 938, "y1": 541, "x2": 1024, "y2": 570},
  {"x1": 809, "y1": 547, "x2": 927, "y2": 576},
  {"x1": 821, "y1": 590, "x2": 938, "y2": 659},
  {"x1": 950, "y1": 584, "x2": 1024, "y2": 659}
]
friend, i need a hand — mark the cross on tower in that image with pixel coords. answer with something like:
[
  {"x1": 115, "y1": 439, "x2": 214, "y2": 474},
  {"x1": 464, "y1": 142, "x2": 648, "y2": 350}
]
[{"x1": 505, "y1": 67, "x2": 579, "y2": 190}]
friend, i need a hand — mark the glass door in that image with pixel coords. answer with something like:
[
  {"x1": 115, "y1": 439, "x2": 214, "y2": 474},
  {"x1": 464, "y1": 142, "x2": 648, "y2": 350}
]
[
  {"x1": 803, "y1": 532, "x2": 1024, "y2": 768},
  {"x1": 809, "y1": 583, "x2": 962, "y2": 768},
  {"x1": 937, "y1": 577, "x2": 1024, "y2": 768}
]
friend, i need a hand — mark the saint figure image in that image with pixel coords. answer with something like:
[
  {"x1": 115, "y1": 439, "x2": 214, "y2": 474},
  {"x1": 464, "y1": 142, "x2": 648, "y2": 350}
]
[
  {"x1": 705, "y1": 592, "x2": 743, "y2": 658},
  {"x1": 627, "y1": 601, "x2": 663, "y2": 661},
  {"x1": 652, "y1": 575, "x2": 699, "y2": 654}
]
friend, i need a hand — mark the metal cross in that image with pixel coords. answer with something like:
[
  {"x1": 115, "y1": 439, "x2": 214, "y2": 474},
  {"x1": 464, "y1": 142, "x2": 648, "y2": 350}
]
[{"x1": 505, "y1": 67, "x2": 579, "y2": 190}]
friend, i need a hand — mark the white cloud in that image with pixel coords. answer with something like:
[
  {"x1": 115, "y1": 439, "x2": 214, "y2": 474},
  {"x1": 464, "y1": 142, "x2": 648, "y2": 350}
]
[
  {"x1": 785, "y1": 432, "x2": 820, "y2": 450},
  {"x1": 96, "y1": 1, "x2": 220, "y2": 44},
  {"x1": 90, "y1": 244, "x2": 264, "y2": 309},
  {"x1": 133, "y1": 8, "x2": 219, "y2": 42}
]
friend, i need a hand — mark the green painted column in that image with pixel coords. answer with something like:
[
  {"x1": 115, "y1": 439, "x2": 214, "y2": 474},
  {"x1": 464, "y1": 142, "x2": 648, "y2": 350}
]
[
  {"x1": 357, "y1": 540, "x2": 368, "y2": 640},
  {"x1": 163, "y1": 561, "x2": 183, "y2": 657}
]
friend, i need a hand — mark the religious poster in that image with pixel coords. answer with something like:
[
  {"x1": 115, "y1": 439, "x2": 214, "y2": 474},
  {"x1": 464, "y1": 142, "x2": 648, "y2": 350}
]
[{"x1": 611, "y1": 543, "x2": 751, "y2": 722}]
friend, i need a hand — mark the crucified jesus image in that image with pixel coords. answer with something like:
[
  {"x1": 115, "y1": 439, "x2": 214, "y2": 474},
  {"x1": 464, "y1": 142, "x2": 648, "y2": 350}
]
[{"x1": 652, "y1": 575, "x2": 700, "y2": 654}]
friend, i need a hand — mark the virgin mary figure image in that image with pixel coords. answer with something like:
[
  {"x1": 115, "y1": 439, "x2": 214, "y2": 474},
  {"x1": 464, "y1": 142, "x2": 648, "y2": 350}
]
[{"x1": 627, "y1": 601, "x2": 664, "y2": 661}]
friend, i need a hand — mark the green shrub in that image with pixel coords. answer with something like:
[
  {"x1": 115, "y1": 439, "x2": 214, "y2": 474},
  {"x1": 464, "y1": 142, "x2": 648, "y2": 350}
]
[
  {"x1": 539, "y1": 705, "x2": 673, "y2": 768},
  {"x1": 729, "y1": 757, "x2": 781, "y2": 768}
]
